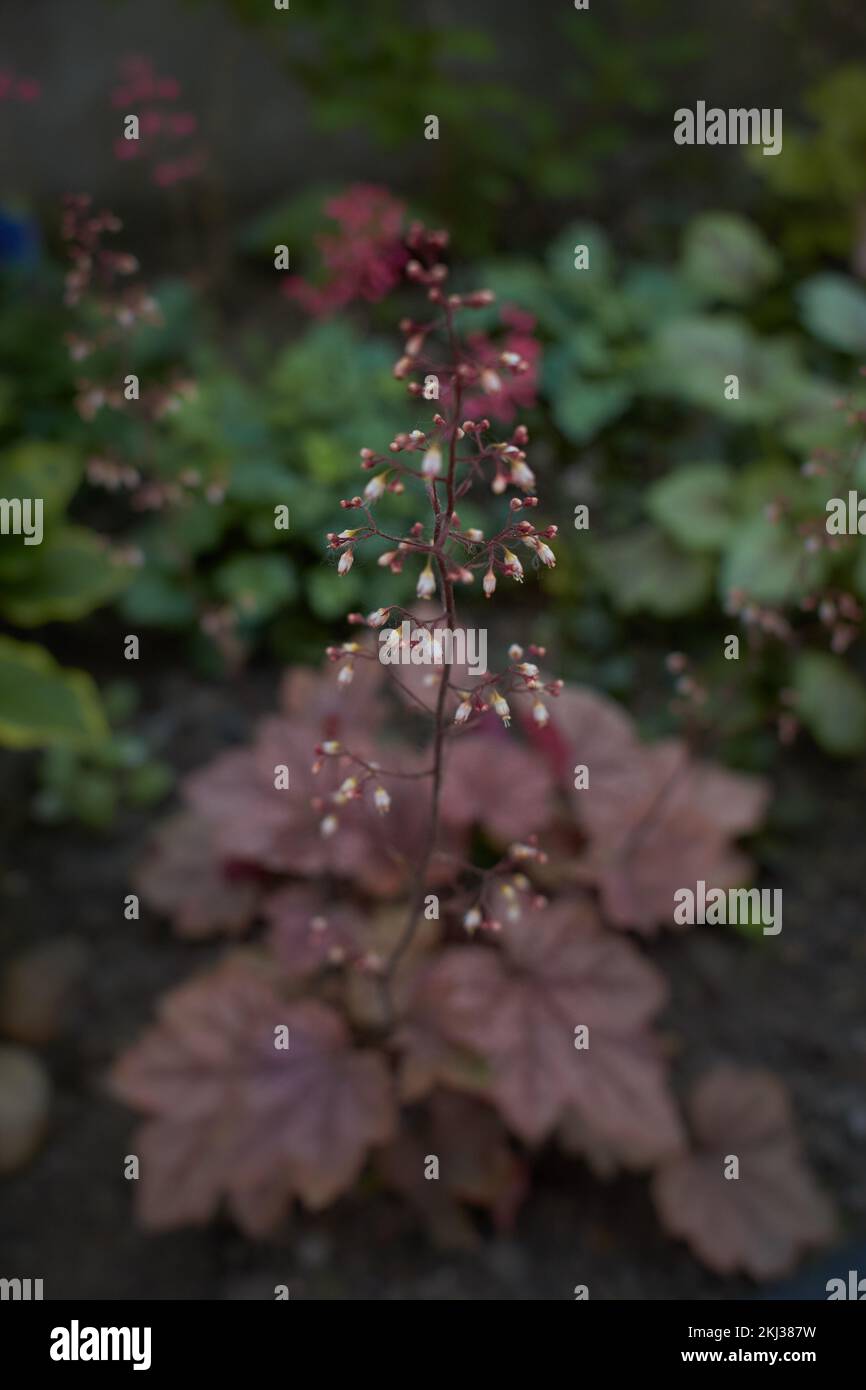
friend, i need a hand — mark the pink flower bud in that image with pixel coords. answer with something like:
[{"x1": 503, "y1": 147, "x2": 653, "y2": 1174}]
[{"x1": 338, "y1": 547, "x2": 355, "y2": 576}]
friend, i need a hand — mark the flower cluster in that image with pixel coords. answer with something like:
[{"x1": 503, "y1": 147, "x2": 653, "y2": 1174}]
[
  {"x1": 62, "y1": 194, "x2": 213, "y2": 515},
  {"x1": 111, "y1": 56, "x2": 205, "y2": 188},
  {"x1": 115, "y1": 199, "x2": 833, "y2": 1280},
  {"x1": 285, "y1": 185, "x2": 409, "y2": 316},
  {"x1": 313, "y1": 217, "x2": 565, "y2": 973}
]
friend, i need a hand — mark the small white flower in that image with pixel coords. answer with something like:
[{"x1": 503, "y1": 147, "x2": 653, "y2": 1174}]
[
  {"x1": 338, "y1": 547, "x2": 354, "y2": 576},
  {"x1": 463, "y1": 906, "x2": 482, "y2": 934},
  {"x1": 374, "y1": 785, "x2": 391, "y2": 815},
  {"x1": 421, "y1": 445, "x2": 442, "y2": 478},
  {"x1": 337, "y1": 661, "x2": 355, "y2": 687},
  {"x1": 532, "y1": 698, "x2": 549, "y2": 727},
  {"x1": 334, "y1": 776, "x2": 359, "y2": 806},
  {"x1": 483, "y1": 566, "x2": 496, "y2": 598},
  {"x1": 502, "y1": 547, "x2": 524, "y2": 581},
  {"x1": 510, "y1": 459, "x2": 536, "y2": 490},
  {"x1": 416, "y1": 561, "x2": 436, "y2": 599},
  {"x1": 454, "y1": 694, "x2": 473, "y2": 725},
  {"x1": 492, "y1": 691, "x2": 511, "y2": 727},
  {"x1": 320, "y1": 814, "x2": 338, "y2": 838},
  {"x1": 363, "y1": 472, "x2": 388, "y2": 502}
]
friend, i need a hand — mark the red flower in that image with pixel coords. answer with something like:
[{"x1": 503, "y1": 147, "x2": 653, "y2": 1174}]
[{"x1": 285, "y1": 184, "x2": 409, "y2": 317}]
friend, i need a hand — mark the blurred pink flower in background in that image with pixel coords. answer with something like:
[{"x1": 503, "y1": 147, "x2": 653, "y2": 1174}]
[
  {"x1": 0, "y1": 71, "x2": 42, "y2": 102},
  {"x1": 285, "y1": 185, "x2": 409, "y2": 316},
  {"x1": 111, "y1": 56, "x2": 205, "y2": 187},
  {"x1": 462, "y1": 305, "x2": 541, "y2": 422}
]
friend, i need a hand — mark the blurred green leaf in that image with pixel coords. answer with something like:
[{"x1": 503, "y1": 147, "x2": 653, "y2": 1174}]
[
  {"x1": 646, "y1": 462, "x2": 737, "y2": 551},
  {"x1": 0, "y1": 440, "x2": 81, "y2": 527},
  {"x1": 682, "y1": 213, "x2": 780, "y2": 305},
  {"x1": 0, "y1": 635, "x2": 108, "y2": 750},
  {"x1": 213, "y1": 552, "x2": 297, "y2": 622},
  {"x1": 119, "y1": 570, "x2": 198, "y2": 628},
  {"x1": 720, "y1": 516, "x2": 823, "y2": 605},
  {"x1": 552, "y1": 374, "x2": 632, "y2": 444},
  {"x1": 0, "y1": 526, "x2": 131, "y2": 625},
  {"x1": 792, "y1": 649, "x2": 866, "y2": 755},
  {"x1": 592, "y1": 526, "x2": 713, "y2": 616},
  {"x1": 796, "y1": 273, "x2": 866, "y2": 353}
]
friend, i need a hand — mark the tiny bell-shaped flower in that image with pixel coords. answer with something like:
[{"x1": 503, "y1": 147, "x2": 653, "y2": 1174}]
[
  {"x1": 337, "y1": 660, "x2": 355, "y2": 687},
  {"x1": 320, "y1": 814, "x2": 338, "y2": 838},
  {"x1": 338, "y1": 547, "x2": 355, "y2": 576},
  {"x1": 510, "y1": 458, "x2": 536, "y2": 490},
  {"x1": 454, "y1": 693, "x2": 473, "y2": 725},
  {"x1": 366, "y1": 607, "x2": 390, "y2": 627},
  {"x1": 421, "y1": 445, "x2": 442, "y2": 478},
  {"x1": 483, "y1": 565, "x2": 497, "y2": 598},
  {"x1": 491, "y1": 691, "x2": 511, "y2": 727},
  {"x1": 334, "y1": 776, "x2": 359, "y2": 806},
  {"x1": 416, "y1": 560, "x2": 436, "y2": 599},
  {"x1": 463, "y1": 906, "x2": 482, "y2": 934},
  {"x1": 532, "y1": 698, "x2": 549, "y2": 727},
  {"x1": 373, "y1": 785, "x2": 391, "y2": 815},
  {"x1": 501, "y1": 547, "x2": 524, "y2": 581},
  {"x1": 525, "y1": 535, "x2": 556, "y2": 568},
  {"x1": 363, "y1": 471, "x2": 388, "y2": 502}
]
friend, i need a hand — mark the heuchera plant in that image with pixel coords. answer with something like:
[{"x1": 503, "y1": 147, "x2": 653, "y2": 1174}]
[{"x1": 112, "y1": 195, "x2": 835, "y2": 1276}]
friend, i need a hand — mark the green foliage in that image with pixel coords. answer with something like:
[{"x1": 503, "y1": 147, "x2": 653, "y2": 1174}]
[
  {"x1": 796, "y1": 274, "x2": 866, "y2": 353},
  {"x1": 750, "y1": 65, "x2": 866, "y2": 267},
  {"x1": 31, "y1": 681, "x2": 174, "y2": 831},
  {"x1": 646, "y1": 463, "x2": 738, "y2": 551},
  {"x1": 792, "y1": 650, "x2": 866, "y2": 756},
  {"x1": 0, "y1": 636, "x2": 107, "y2": 750},
  {"x1": 682, "y1": 214, "x2": 781, "y2": 305},
  {"x1": 592, "y1": 527, "x2": 714, "y2": 618}
]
